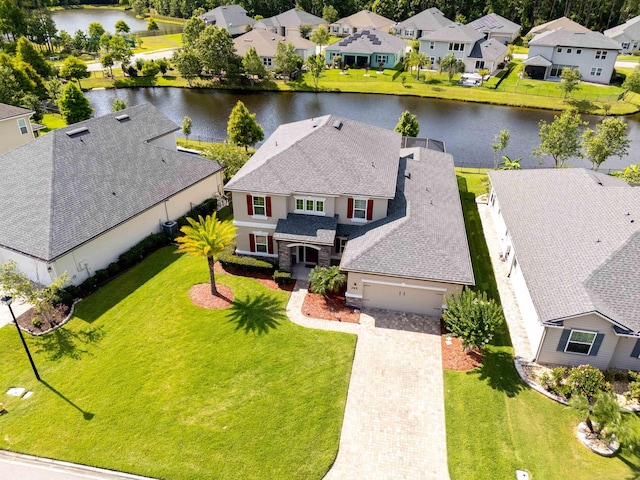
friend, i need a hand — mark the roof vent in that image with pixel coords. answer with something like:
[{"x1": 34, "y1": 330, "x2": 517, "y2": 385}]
[
  {"x1": 115, "y1": 114, "x2": 130, "y2": 122},
  {"x1": 65, "y1": 127, "x2": 89, "y2": 137},
  {"x1": 332, "y1": 120, "x2": 343, "y2": 130}
]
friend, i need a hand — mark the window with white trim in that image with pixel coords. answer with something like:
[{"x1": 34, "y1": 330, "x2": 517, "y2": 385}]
[
  {"x1": 565, "y1": 330, "x2": 597, "y2": 355},
  {"x1": 17, "y1": 118, "x2": 28, "y2": 135},
  {"x1": 576, "y1": 49, "x2": 582, "y2": 54},
  {"x1": 262, "y1": 57, "x2": 272, "y2": 66},
  {"x1": 353, "y1": 199, "x2": 367, "y2": 219},
  {"x1": 448, "y1": 42, "x2": 464, "y2": 51},
  {"x1": 254, "y1": 234, "x2": 268, "y2": 253},
  {"x1": 595, "y1": 50, "x2": 607, "y2": 60},
  {"x1": 253, "y1": 196, "x2": 266, "y2": 216},
  {"x1": 335, "y1": 236, "x2": 348, "y2": 254},
  {"x1": 429, "y1": 41, "x2": 435, "y2": 50},
  {"x1": 567, "y1": 48, "x2": 572, "y2": 53},
  {"x1": 590, "y1": 67, "x2": 602, "y2": 76},
  {"x1": 376, "y1": 54, "x2": 388, "y2": 65},
  {"x1": 342, "y1": 27, "x2": 349, "y2": 34},
  {"x1": 405, "y1": 29, "x2": 414, "y2": 37},
  {"x1": 294, "y1": 196, "x2": 325, "y2": 215},
  {"x1": 622, "y1": 42, "x2": 630, "y2": 50}
]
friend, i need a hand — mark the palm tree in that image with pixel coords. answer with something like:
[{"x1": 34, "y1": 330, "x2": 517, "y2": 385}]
[
  {"x1": 308, "y1": 266, "x2": 346, "y2": 297},
  {"x1": 176, "y1": 214, "x2": 236, "y2": 295},
  {"x1": 499, "y1": 155, "x2": 522, "y2": 170}
]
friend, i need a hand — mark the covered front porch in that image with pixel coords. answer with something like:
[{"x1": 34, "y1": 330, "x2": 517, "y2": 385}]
[{"x1": 274, "y1": 214, "x2": 338, "y2": 273}]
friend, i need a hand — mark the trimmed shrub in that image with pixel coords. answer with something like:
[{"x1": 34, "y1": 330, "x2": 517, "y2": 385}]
[
  {"x1": 567, "y1": 364, "x2": 610, "y2": 401},
  {"x1": 538, "y1": 367, "x2": 569, "y2": 397},
  {"x1": 217, "y1": 250, "x2": 275, "y2": 274},
  {"x1": 273, "y1": 270, "x2": 292, "y2": 286},
  {"x1": 107, "y1": 262, "x2": 121, "y2": 277},
  {"x1": 176, "y1": 198, "x2": 218, "y2": 228},
  {"x1": 628, "y1": 371, "x2": 640, "y2": 400},
  {"x1": 117, "y1": 233, "x2": 169, "y2": 270},
  {"x1": 93, "y1": 268, "x2": 110, "y2": 285}
]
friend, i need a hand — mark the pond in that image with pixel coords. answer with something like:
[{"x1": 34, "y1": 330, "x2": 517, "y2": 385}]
[
  {"x1": 51, "y1": 8, "x2": 183, "y2": 35},
  {"x1": 85, "y1": 88, "x2": 640, "y2": 170}
]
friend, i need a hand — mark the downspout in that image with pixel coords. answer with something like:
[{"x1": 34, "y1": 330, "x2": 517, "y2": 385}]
[{"x1": 534, "y1": 327, "x2": 547, "y2": 363}]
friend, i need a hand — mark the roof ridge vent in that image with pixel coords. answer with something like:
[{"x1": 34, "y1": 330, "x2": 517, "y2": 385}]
[
  {"x1": 65, "y1": 126, "x2": 89, "y2": 137},
  {"x1": 115, "y1": 114, "x2": 130, "y2": 122},
  {"x1": 332, "y1": 119, "x2": 343, "y2": 130}
]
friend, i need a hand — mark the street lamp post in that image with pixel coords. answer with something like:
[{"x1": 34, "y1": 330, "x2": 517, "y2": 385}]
[{"x1": 1, "y1": 295, "x2": 40, "y2": 381}]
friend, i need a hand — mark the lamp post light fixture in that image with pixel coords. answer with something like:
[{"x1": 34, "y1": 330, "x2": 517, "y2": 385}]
[{"x1": 1, "y1": 295, "x2": 40, "y2": 381}]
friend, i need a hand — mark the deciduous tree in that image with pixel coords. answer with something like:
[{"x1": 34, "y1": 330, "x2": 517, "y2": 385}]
[
  {"x1": 16, "y1": 37, "x2": 52, "y2": 78},
  {"x1": 172, "y1": 48, "x2": 201, "y2": 86},
  {"x1": 623, "y1": 65, "x2": 640, "y2": 94},
  {"x1": 227, "y1": 100, "x2": 264, "y2": 150},
  {"x1": 112, "y1": 98, "x2": 127, "y2": 111},
  {"x1": 394, "y1": 110, "x2": 419, "y2": 137},
  {"x1": 534, "y1": 109, "x2": 587, "y2": 168},
  {"x1": 147, "y1": 18, "x2": 159, "y2": 31},
  {"x1": 115, "y1": 19, "x2": 131, "y2": 35},
  {"x1": 58, "y1": 82, "x2": 92, "y2": 124},
  {"x1": 59, "y1": 55, "x2": 90, "y2": 89},
  {"x1": 305, "y1": 53, "x2": 325, "y2": 89},
  {"x1": 182, "y1": 15, "x2": 205, "y2": 48},
  {"x1": 242, "y1": 46, "x2": 267, "y2": 85},
  {"x1": 196, "y1": 26, "x2": 239, "y2": 77},
  {"x1": 559, "y1": 67, "x2": 581, "y2": 99},
  {"x1": 310, "y1": 24, "x2": 330, "y2": 48},
  {"x1": 88, "y1": 22, "x2": 105, "y2": 40},
  {"x1": 274, "y1": 41, "x2": 301, "y2": 81},
  {"x1": 322, "y1": 5, "x2": 339, "y2": 23},
  {"x1": 181, "y1": 116, "x2": 192, "y2": 144},
  {"x1": 582, "y1": 117, "x2": 630, "y2": 171}
]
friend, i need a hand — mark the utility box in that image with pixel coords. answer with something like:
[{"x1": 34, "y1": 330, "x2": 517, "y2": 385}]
[{"x1": 162, "y1": 221, "x2": 178, "y2": 236}]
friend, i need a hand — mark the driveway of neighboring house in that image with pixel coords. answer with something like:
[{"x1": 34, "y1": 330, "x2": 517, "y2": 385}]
[{"x1": 287, "y1": 281, "x2": 450, "y2": 480}]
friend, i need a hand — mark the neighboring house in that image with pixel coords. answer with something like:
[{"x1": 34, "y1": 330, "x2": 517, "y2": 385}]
[
  {"x1": 324, "y1": 28, "x2": 406, "y2": 68},
  {"x1": 224, "y1": 115, "x2": 474, "y2": 316},
  {"x1": 604, "y1": 15, "x2": 640, "y2": 53},
  {"x1": 525, "y1": 28, "x2": 620, "y2": 84},
  {"x1": 234, "y1": 29, "x2": 316, "y2": 66},
  {"x1": 488, "y1": 169, "x2": 640, "y2": 370},
  {"x1": 330, "y1": 10, "x2": 395, "y2": 36},
  {"x1": 393, "y1": 7, "x2": 453, "y2": 39},
  {"x1": 253, "y1": 8, "x2": 327, "y2": 38},
  {"x1": 199, "y1": 4, "x2": 255, "y2": 36},
  {"x1": 467, "y1": 12, "x2": 521, "y2": 44},
  {"x1": 528, "y1": 16, "x2": 590, "y2": 37},
  {"x1": 0, "y1": 104, "x2": 223, "y2": 286},
  {"x1": 0, "y1": 103, "x2": 40, "y2": 155},
  {"x1": 419, "y1": 23, "x2": 508, "y2": 74}
]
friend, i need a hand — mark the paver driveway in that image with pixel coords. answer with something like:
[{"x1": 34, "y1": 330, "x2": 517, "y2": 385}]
[{"x1": 287, "y1": 282, "x2": 450, "y2": 480}]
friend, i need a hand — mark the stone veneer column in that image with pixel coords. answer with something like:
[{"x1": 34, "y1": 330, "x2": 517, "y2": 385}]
[
  {"x1": 318, "y1": 245, "x2": 331, "y2": 267},
  {"x1": 278, "y1": 241, "x2": 291, "y2": 271}
]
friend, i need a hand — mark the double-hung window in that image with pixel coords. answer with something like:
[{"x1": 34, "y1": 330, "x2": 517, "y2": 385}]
[
  {"x1": 429, "y1": 41, "x2": 435, "y2": 50},
  {"x1": 565, "y1": 330, "x2": 597, "y2": 355},
  {"x1": 17, "y1": 118, "x2": 28, "y2": 135},
  {"x1": 590, "y1": 67, "x2": 602, "y2": 76},
  {"x1": 295, "y1": 196, "x2": 325, "y2": 215},
  {"x1": 595, "y1": 50, "x2": 607, "y2": 60},
  {"x1": 254, "y1": 234, "x2": 268, "y2": 253},
  {"x1": 376, "y1": 55, "x2": 388, "y2": 65},
  {"x1": 253, "y1": 196, "x2": 266, "y2": 216},
  {"x1": 353, "y1": 199, "x2": 367, "y2": 219}
]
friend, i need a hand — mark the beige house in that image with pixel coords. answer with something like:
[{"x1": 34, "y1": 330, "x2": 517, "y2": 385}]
[
  {"x1": 467, "y1": 13, "x2": 521, "y2": 44},
  {"x1": 0, "y1": 103, "x2": 39, "y2": 155},
  {"x1": 488, "y1": 169, "x2": 640, "y2": 370},
  {"x1": 0, "y1": 104, "x2": 223, "y2": 286},
  {"x1": 330, "y1": 10, "x2": 395, "y2": 36},
  {"x1": 393, "y1": 7, "x2": 453, "y2": 39},
  {"x1": 225, "y1": 116, "x2": 474, "y2": 316},
  {"x1": 234, "y1": 29, "x2": 316, "y2": 66},
  {"x1": 528, "y1": 16, "x2": 590, "y2": 37},
  {"x1": 253, "y1": 8, "x2": 326, "y2": 38}
]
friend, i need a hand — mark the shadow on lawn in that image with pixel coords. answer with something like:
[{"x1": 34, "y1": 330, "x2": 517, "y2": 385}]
[
  {"x1": 619, "y1": 453, "x2": 640, "y2": 479},
  {"x1": 227, "y1": 293, "x2": 286, "y2": 335},
  {"x1": 39, "y1": 379, "x2": 94, "y2": 420},
  {"x1": 34, "y1": 326, "x2": 105, "y2": 361},
  {"x1": 467, "y1": 348, "x2": 524, "y2": 397}
]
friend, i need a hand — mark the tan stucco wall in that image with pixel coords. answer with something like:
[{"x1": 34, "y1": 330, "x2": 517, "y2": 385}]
[{"x1": 0, "y1": 114, "x2": 34, "y2": 155}]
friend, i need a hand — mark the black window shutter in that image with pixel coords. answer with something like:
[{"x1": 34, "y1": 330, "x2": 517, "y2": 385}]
[{"x1": 556, "y1": 329, "x2": 571, "y2": 352}]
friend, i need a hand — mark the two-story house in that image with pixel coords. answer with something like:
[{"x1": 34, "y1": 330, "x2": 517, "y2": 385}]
[
  {"x1": 419, "y1": 23, "x2": 508, "y2": 74},
  {"x1": 199, "y1": 5, "x2": 255, "y2": 36},
  {"x1": 0, "y1": 103, "x2": 39, "y2": 155},
  {"x1": 605, "y1": 15, "x2": 640, "y2": 54},
  {"x1": 393, "y1": 7, "x2": 453, "y2": 39},
  {"x1": 467, "y1": 13, "x2": 521, "y2": 45},
  {"x1": 329, "y1": 10, "x2": 395, "y2": 37},
  {"x1": 253, "y1": 8, "x2": 326, "y2": 38},
  {"x1": 525, "y1": 28, "x2": 621, "y2": 84},
  {"x1": 324, "y1": 28, "x2": 406, "y2": 69},
  {"x1": 224, "y1": 115, "x2": 474, "y2": 316}
]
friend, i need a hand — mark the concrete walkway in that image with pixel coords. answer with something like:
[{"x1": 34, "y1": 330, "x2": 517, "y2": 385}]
[
  {"x1": 478, "y1": 203, "x2": 534, "y2": 362},
  {"x1": 287, "y1": 281, "x2": 450, "y2": 480},
  {"x1": 0, "y1": 293, "x2": 31, "y2": 329}
]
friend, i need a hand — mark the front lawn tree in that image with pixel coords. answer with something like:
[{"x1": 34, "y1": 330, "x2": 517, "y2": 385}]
[
  {"x1": 274, "y1": 41, "x2": 302, "y2": 81},
  {"x1": 227, "y1": 100, "x2": 264, "y2": 151},
  {"x1": 534, "y1": 109, "x2": 587, "y2": 168},
  {"x1": 559, "y1": 67, "x2": 581, "y2": 99},
  {"x1": 59, "y1": 55, "x2": 90, "y2": 89},
  {"x1": 310, "y1": 24, "x2": 330, "y2": 48},
  {"x1": 443, "y1": 287, "x2": 504, "y2": 352},
  {"x1": 582, "y1": 117, "x2": 630, "y2": 171},
  {"x1": 308, "y1": 266, "x2": 346, "y2": 296},
  {"x1": 101, "y1": 52, "x2": 114, "y2": 77},
  {"x1": 175, "y1": 214, "x2": 236, "y2": 296},
  {"x1": 58, "y1": 82, "x2": 92, "y2": 124},
  {"x1": 394, "y1": 110, "x2": 419, "y2": 137},
  {"x1": 242, "y1": 46, "x2": 267, "y2": 85},
  {"x1": 181, "y1": 116, "x2": 192, "y2": 144},
  {"x1": 16, "y1": 37, "x2": 52, "y2": 78},
  {"x1": 306, "y1": 53, "x2": 325, "y2": 89}
]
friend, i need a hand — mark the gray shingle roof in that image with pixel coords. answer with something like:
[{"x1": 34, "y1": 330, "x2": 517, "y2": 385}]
[
  {"x1": 340, "y1": 148, "x2": 475, "y2": 286},
  {"x1": 233, "y1": 29, "x2": 315, "y2": 57},
  {"x1": 331, "y1": 28, "x2": 406, "y2": 54},
  {"x1": 529, "y1": 27, "x2": 621, "y2": 49},
  {"x1": 421, "y1": 23, "x2": 484, "y2": 43},
  {"x1": 0, "y1": 103, "x2": 32, "y2": 120},
  {"x1": 0, "y1": 103, "x2": 222, "y2": 261},
  {"x1": 225, "y1": 115, "x2": 401, "y2": 199},
  {"x1": 468, "y1": 38, "x2": 508, "y2": 60},
  {"x1": 274, "y1": 214, "x2": 338, "y2": 244},
  {"x1": 529, "y1": 16, "x2": 590, "y2": 36},
  {"x1": 523, "y1": 54, "x2": 552, "y2": 67},
  {"x1": 468, "y1": 13, "x2": 521, "y2": 35},
  {"x1": 489, "y1": 169, "x2": 640, "y2": 331},
  {"x1": 604, "y1": 15, "x2": 640, "y2": 40},
  {"x1": 394, "y1": 7, "x2": 453, "y2": 33},
  {"x1": 254, "y1": 8, "x2": 326, "y2": 29},
  {"x1": 200, "y1": 5, "x2": 255, "y2": 29}
]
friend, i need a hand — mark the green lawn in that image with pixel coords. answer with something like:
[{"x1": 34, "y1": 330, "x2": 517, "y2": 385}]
[
  {"x1": 132, "y1": 33, "x2": 182, "y2": 53},
  {"x1": 446, "y1": 169, "x2": 640, "y2": 479},
  {"x1": 0, "y1": 248, "x2": 356, "y2": 479},
  {"x1": 619, "y1": 55, "x2": 640, "y2": 63},
  {"x1": 41, "y1": 113, "x2": 67, "y2": 132}
]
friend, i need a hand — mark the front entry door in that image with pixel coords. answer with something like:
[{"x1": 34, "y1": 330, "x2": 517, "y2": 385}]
[{"x1": 298, "y1": 246, "x2": 319, "y2": 265}]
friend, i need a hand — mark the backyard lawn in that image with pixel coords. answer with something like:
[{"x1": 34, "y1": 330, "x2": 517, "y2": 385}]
[
  {"x1": 0, "y1": 248, "x2": 356, "y2": 479},
  {"x1": 448, "y1": 169, "x2": 640, "y2": 480}
]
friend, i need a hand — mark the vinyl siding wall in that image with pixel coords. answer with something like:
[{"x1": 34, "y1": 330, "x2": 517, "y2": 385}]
[
  {"x1": 609, "y1": 337, "x2": 640, "y2": 371},
  {"x1": 528, "y1": 44, "x2": 618, "y2": 84},
  {"x1": 0, "y1": 115, "x2": 34, "y2": 155}
]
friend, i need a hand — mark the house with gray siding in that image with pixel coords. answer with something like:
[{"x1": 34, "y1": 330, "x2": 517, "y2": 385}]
[
  {"x1": 325, "y1": 28, "x2": 406, "y2": 69},
  {"x1": 604, "y1": 15, "x2": 640, "y2": 54},
  {"x1": 525, "y1": 28, "x2": 621, "y2": 84},
  {"x1": 393, "y1": 7, "x2": 453, "y2": 39},
  {"x1": 488, "y1": 169, "x2": 640, "y2": 370},
  {"x1": 224, "y1": 115, "x2": 474, "y2": 316}
]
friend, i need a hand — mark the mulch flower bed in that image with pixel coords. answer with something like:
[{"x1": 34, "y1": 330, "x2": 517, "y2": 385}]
[
  {"x1": 15, "y1": 305, "x2": 69, "y2": 335},
  {"x1": 189, "y1": 284, "x2": 234, "y2": 310},
  {"x1": 441, "y1": 321, "x2": 483, "y2": 371},
  {"x1": 302, "y1": 290, "x2": 360, "y2": 323},
  {"x1": 214, "y1": 262, "x2": 294, "y2": 292}
]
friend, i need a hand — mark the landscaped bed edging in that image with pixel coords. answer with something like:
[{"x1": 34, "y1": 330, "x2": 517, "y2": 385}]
[
  {"x1": 19, "y1": 299, "x2": 79, "y2": 337},
  {"x1": 513, "y1": 359, "x2": 569, "y2": 405},
  {"x1": 576, "y1": 422, "x2": 620, "y2": 457}
]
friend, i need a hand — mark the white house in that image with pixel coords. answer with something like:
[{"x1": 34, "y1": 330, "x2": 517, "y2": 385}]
[
  {"x1": 467, "y1": 13, "x2": 521, "y2": 44},
  {"x1": 199, "y1": 5, "x2": 255, "y2": 36},
  {"x1": 224, "y1": 116, "x2": 474, "y2": 316},
  {"x1": 419, "y1": 23, "x2": 508, "y2": 74},
  {"x1": 604, "y1": 15, "x2": 640, "y2": 53},
  {"x1": 525, "y1": 27, "x2": 621, "y2": 84},
  {"x1": 0, "y1": 104, "x2": 223, "y2": 286},
  {"x1": 393, "y1": 7, "x2": 453, "y2": 39},
  {"x1": 0, "y1": 103, "x2": 41, "y2": 155},
  {"x1": 488, "y1": 169, "x2": 640, "y2": 370}
]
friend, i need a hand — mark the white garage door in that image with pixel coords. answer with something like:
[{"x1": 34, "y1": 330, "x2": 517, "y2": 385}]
[{"x1": 362, "y1": 281, "x2": 445, "y2": 315}]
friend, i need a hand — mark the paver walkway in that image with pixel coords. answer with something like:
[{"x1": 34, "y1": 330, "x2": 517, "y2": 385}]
[
  {"x1": 478, "y1": 203, "x2": 534, "y2": 362},
  {"x1": 287, "y1": 281, "x2": 450, "y2": 480}
]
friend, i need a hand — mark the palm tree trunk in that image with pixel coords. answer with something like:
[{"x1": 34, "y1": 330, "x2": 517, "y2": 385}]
[{"x1": 208, "y1": 257, "x2": 218, "y2": 296}]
